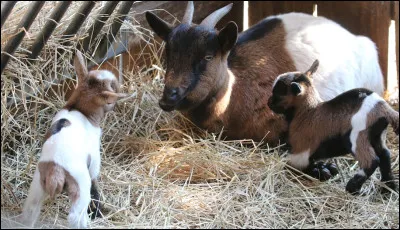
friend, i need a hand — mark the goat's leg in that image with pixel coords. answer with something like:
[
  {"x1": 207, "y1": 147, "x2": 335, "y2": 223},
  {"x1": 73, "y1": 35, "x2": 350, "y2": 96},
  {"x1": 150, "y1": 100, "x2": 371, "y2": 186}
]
[
  {"x1": 288, "y1": 151, "x2": 338, "y2": 181},
  {"x1": 20, "y1": 169, "x2": 47, "y2": 227},
  {"x1": 67, "y1": 172, "x2": 91, "y2": 228},
  {"x1": 88, "y1": 179, "x2": 102, "y2": 219},
  {"x1": 371, "y1": 128, "x2": 398, "y2": 192},
  {"x1": 346, "y1": 156, "x2": 379, "y2": 194}
]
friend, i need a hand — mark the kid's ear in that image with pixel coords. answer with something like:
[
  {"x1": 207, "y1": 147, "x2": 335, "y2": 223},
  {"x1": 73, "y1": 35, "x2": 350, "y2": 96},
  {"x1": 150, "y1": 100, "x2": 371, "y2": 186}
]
[
  {"x1": 101, "y1": 91, "x2": 128, "y2": 104},
  {"x1": 305, "y1": 59, "x2": 319, "y2": 78},
  {"x1": 291, "y1": 82, "x2": 303, "y2": 96},
  {"x1": 218, "y1": 21, "x2": 238, "y2": 54},
  {"x1": 74, "y1": 50, "x2": 88, "y2": 84}
]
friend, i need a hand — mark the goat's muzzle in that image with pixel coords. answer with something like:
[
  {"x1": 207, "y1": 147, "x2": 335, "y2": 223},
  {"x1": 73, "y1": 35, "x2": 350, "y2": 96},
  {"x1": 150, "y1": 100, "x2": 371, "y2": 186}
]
[{"x1": 159, "y1": 87, "x2": 185, "y2": 111}]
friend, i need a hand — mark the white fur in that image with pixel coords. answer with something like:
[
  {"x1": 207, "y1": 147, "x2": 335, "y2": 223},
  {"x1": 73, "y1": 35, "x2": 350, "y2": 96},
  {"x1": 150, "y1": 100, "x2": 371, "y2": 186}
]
[
  {"x1": 272, "y1": 72, "x2": 299, "y2": 88},
  {"x1": 93, "y1": 70, "x2": 116, "y2": 81},
  {"x1": 276, "y1": 13, "x2": 384, "y2": 101},
  {"x1": 21, "y1": 109, "x2": 102, "y2": 228},
  {"x1": 356, "y1": 169, "x2": 366, "y2": 177},
  {"x1": 288, "y1": 149, "x2": 311, "y2": 170},
  {"x1": 350, "y1": 93, "x2": 383, "y2": 153}
]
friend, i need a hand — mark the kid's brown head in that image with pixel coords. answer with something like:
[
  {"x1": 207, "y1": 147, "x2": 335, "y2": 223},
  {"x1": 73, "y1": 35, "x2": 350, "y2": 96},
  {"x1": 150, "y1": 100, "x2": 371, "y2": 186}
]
[
  {"x1": 65, "y1": 51, "x2": 127, "y2": 124},
  {"x1": 145, "y1": 1, "x2": 238, "y2": 112},
  {"x1": 268, "y1": 59, "x2": 319, "y2": 114}
]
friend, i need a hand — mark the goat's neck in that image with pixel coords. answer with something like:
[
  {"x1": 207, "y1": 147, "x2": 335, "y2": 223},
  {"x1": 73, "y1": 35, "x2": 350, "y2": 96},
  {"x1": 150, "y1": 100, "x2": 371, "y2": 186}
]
[{"x1": 294, "y1": 89, "x2": 323, "y2": 117}]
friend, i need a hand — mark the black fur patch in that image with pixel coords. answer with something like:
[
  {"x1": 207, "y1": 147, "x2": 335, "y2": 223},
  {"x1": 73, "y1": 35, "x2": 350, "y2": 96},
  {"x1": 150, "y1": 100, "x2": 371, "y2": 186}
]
[
  {"x1": 44, "y1": 118, "x2": 71, "y2": 141},
  {"x1": 235, "y1": 17, "x2": 281, "y2": 46},
  {"x1": 88, "y1": 180, "x2": 102, "y2": 219},
  {"x1": 228, "y1": 17, "x2": 282, "y2": 65},
  {"x1": 310, "y1": 130, "x2": 352, "y2": 162},
  {"x1": 325, "y1": 88, "x2": 373, "y2": 110}
]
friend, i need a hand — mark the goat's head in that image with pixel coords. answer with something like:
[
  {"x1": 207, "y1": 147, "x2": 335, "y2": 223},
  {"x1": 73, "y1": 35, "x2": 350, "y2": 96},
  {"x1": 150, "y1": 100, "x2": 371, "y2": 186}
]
[
  {"x1": 268, "y1": 60, "x2": 319, "y2": 114},
  {"x1": 66, "y1": 51, "x2": 127, "y2": 114},
  {"x1": 146, "y1": 1, "x2": 238, "y2": 111}
]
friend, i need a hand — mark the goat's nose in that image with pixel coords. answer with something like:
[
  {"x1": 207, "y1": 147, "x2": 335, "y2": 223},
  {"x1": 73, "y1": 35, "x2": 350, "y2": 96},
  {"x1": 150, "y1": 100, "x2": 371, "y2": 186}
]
[{"x1": 164, "y1": 87, "x2": 180, "y2": 103}]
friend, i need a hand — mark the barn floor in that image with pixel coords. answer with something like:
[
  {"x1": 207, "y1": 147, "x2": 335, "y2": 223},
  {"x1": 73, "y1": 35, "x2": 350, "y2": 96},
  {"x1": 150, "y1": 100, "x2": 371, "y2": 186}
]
[{"x1": 1, "y1": 1, "x2": 399, "y2": 229}]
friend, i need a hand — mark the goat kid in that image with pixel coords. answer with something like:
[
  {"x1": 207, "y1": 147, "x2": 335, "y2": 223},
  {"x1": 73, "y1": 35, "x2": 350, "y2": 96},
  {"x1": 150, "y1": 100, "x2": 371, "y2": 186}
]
[
  {"x1": 268, "y1": 60, "x2": 398, "y2": 194},
  {"x1": 20, "y1": 51, "x2": 127, "y2": 228}
]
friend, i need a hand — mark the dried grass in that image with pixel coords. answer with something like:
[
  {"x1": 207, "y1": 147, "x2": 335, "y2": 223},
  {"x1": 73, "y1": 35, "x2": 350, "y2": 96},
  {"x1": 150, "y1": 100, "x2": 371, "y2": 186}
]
[{"x1": 1, "y1": 1, "x2": 399, "y2": 229}]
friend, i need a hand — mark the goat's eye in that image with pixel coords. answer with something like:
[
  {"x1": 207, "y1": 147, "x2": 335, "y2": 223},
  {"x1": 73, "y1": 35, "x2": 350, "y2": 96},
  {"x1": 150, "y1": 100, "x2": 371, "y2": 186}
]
[
  {"x1": 204, "y1": 55, "x2": 213, "y2": 61},
  {"x1": 88, "y1": 78, "x2": 98, "y2": 87}
]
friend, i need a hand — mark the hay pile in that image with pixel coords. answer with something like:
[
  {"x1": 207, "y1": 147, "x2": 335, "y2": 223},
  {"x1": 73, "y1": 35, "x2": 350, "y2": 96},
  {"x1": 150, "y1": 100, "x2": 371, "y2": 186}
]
[{"x1": 1, "y1": 1, "x2": 399, "y2": 229}]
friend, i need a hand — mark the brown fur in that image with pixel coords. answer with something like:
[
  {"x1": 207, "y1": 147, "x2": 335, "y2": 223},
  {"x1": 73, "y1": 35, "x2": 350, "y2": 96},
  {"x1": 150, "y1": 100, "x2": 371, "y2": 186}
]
[
  {"x1": 183, "y1": 23, "x2": 295, "y2": 144},
  {"x1": 38, "y1": 161, "x2": 79, "y2": 202},
  {"x1": 64, "y1": 51, "x2": 126, "y2": 127},
  {"x1": 147, "y1": 4, "x2": 297, "y2": 144}
]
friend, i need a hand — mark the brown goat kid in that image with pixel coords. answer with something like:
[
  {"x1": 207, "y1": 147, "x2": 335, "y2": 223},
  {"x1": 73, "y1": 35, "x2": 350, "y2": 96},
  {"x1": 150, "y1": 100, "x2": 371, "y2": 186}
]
[
  {"x1": 268, "y1": 60, "x2": 399, "y2": 194},
  {"x1": 145, "y1": 1, "x2": 384, "y2": 145}
]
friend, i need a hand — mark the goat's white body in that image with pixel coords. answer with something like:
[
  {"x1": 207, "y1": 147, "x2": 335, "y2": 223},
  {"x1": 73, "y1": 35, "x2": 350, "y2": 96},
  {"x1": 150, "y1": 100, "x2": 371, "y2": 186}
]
[
  {"x1": 21, "y1": 109, "x2": 101, "y2": 228},
  {"x1": 40, "y1": 109, "x2": 101, "y2": 180},
  {"x1": 278, "y1": 13, "x2": 384, "y2": 100}
]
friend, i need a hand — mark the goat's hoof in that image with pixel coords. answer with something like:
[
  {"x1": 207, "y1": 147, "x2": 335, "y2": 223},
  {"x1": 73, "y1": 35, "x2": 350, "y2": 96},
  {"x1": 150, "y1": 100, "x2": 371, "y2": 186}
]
[
  {"x1": 88, "y1": 200, "x2": 102, "y2": 219},
  {"x1": 326, "y1": 163, "x2": 339, "y2": 176},
  {"x1": 307, "y1": 162, "x2": 337, "y2": 181},
  {"x1": 380, "y1": 181, "x2": 398, "y2": 194},
  {"x1": 346, "y1": 176, "x2": 364, "y2": 195}
]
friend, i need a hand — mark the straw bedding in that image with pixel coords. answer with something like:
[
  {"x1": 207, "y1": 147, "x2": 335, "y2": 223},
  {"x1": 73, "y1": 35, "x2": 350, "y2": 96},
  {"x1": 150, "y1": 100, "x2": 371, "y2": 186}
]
[{"x1": 1, "y1": 1, "x2": 398, "y2": 229}]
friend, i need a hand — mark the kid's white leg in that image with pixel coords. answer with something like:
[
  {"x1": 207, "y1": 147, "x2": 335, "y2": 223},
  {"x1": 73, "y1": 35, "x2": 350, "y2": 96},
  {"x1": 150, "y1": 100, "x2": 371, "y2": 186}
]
[
  {"x1": 21, "y1": 169, "x2": 47, "y2": 227},
  {"x1": 67, "y1": 172, "x2": 91, "y2": 228}
]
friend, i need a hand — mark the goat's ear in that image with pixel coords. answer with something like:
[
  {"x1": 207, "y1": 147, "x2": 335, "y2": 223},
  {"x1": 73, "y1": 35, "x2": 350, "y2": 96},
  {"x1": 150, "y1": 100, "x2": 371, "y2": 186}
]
[
  {"x1": 305, "y1": 59, "x2": 319, "y2": 78},
  {"x1": 291, "y1": 82, "x2": 303, "y2": 96},
  {"x1": 101, "y1": 91, "x2": 128, "y2": 104},
  {"x1": 146, "y1": 11, "x2": 173, "y2": 41},
  {"x1": 74, "y1": 50, "x2": 88, "y2": 84},
  {"x1": 218, "y1": 21, "x2": 238, "y2": 54}
]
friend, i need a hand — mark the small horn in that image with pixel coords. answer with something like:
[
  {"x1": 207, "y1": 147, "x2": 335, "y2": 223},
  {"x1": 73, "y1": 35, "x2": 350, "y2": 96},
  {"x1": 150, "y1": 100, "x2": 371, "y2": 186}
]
[
  {"x1": 181, "y1": 1, "x2": 194, "y2": 25},
  {"x1": 200, "y1": 3, "x2": 233, "y2": 29},
  {"x1": 305, "y1": 59, "x2": 319, "y2": 77}
]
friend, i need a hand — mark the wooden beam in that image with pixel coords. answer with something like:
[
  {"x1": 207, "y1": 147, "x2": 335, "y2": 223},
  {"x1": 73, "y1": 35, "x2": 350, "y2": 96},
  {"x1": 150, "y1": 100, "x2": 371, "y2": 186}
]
[
  {"x1": 0, "y1": 1, "x2": 45, "y2": 74},
  {"x1": 1, "y1": 1, "x2": 18, "y2": 29},
  {"x1": 28, "y1": 1, "x2": 72, "y2": 60},
  {"x1": 78, "y1": 1, "x2": 120, "y2": 53}
]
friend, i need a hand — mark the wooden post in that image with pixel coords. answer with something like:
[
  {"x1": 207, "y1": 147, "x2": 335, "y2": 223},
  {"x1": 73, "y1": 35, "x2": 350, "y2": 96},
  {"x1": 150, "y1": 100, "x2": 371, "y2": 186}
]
[
  {"x1": 92, "y1": 1, "x2": 135, "y2": 65},
  {"x1": 0, "y1": 1, "x2": 45, "y2": 74},
  {"x1": 62, "y1": 1, "x2": 96, "y2": 43},
  {"x1": 78, "y1": 1, "x2": 120, "y2": 53},
  {"x1": 1, "y1": 1, "x2": 17, "y2": 29},
  {"x1": 394, "y1": 1, "x2": 399, "y2": 83},
  {"x1": 28, "y1": 1, "x2": 72, "y2": 60}
]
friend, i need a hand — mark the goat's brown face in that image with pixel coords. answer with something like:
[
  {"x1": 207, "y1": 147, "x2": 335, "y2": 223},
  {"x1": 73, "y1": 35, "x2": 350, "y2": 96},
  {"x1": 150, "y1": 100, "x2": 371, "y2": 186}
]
[
  {"x1": 268, "y1": 59, "x2": 319, "y2": 115},
  {"x1": 145, "y1": 3, "x2": 237, "y2": 112},
  {"x1": 268, "y1": 73, "x2": 311, "y2": 114},
  {"x1": 68, "y1": 51, "x2": 127, "y2": 114}
]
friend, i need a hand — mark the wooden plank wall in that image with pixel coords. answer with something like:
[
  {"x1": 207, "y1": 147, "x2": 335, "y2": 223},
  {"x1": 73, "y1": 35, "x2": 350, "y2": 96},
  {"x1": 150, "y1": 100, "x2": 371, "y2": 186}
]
[{"x1": 248, "y1": 1, "x2": 395, "y2": 90}]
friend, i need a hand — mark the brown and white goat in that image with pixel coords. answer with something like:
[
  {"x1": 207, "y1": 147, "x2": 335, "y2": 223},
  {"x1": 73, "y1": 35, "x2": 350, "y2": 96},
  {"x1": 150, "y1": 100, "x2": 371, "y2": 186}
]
[
  {"x1": 145, "y1": 2, "x2": 384, "y2": 145},
  {"x1": 20, "y1": 51, "x2": 127, "y2": 228},
  {"x1": 268, "y1": 60, "x2": 399, "y2": 194}
]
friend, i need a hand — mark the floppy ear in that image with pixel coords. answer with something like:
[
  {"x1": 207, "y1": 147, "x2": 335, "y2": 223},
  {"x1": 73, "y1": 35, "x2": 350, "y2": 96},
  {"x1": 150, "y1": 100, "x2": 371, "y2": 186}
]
[
  {"x1": 218, "y1": 21, "x2": 238, "y2": 54},
  {"x1": 305, "y1": 59, "x2": 319, "y2": 78},
  {"x1": 74, "y1": 50, "x2": 88, "y2": 85},
  {"x1": 146, "y1": 11, "x2": 173, "y2": 41},
  {"x1": 291, "y1": 82, "x2": 303, "y2": 96},
  {"x1": 101, "y1": 91, "x2": 128, "y2": 104}
]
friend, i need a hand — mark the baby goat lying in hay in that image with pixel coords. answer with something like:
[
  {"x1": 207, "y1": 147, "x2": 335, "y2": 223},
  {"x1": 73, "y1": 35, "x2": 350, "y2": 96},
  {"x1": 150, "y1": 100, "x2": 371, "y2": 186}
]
[
  {"x1": 268, "y1": 60, "x2": 399, "y2": 194},
  {"x1": 20, "y1": 51, "x2": 127, "y2": 228}
]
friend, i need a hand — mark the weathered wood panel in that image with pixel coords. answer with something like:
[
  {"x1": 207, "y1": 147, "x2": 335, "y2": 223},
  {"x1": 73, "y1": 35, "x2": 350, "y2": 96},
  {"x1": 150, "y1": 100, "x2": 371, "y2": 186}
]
[
  {"x1": 248, "y1": 1, "x2": 314, "y2": 25},
  {"x1": 317, "y1": 1, "x2": 391, "y2": 89}
]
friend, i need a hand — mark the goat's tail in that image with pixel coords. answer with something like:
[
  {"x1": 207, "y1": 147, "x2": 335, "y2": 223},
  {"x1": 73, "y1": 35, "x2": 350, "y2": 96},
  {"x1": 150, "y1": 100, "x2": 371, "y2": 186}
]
[
  {"x1": 38, "y1": 161, "x2": 66, "y2": 198},
  {"x1": 386, "y1": 105, "x2": 399, "y2": 136}
]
